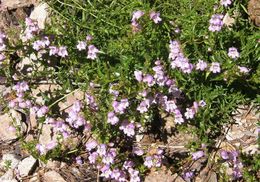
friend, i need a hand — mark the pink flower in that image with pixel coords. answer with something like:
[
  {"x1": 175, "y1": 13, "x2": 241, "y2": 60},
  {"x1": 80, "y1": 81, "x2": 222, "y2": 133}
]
[
  {"x1": 150, "y1": 11, "x2": 162, "y2": 24},
  {"x1": 192, "y1": 151, "x2": 204, "y2": 160},
  {"x1": 87, "y1": 45, "x2": 99, "y2": 60},
  {"x1": 107, "y1": 112, "x2": 119, "y2": 125},
  {"x1": 199, "y1": 100, "x2": 207, "y2": 107},
  {"x1": 134, "y1": 70, "x2": 143, "y2": 82},
  {"x1": 221, "y1": 0, "x2": 232, "y2": 7},
  {"x1": 196, "y1": 59, "x2": 208, "y2": 71},
  {"x1": 49, "y1": 46, "x2": 59, "y2": 56},
  {"x1": 144, "y1": 156, "x2": 153, "y2": 168},
  {"x1": 228, "y1": 47, "x2": 239, "y2": 59},
  {"x1": 86, "y1": 35, "x2": 93, "y2": 41},
  {"x1": 184, "y1": 108, "x2": 195, "y2": 119},
  {"x1": 119, "y1": 120, "x2": 135, "y2": 137},
  {"x1": 132, "y1": 10, "x2": 144, "y2": 21},
  {"x1": 209, "y1": 14, "x2": 224, "y2": 32},
  {"x1": 76, "y1": 41, "x2": 87, "y2": 51},
  {"x1": 133, "y1": 147, "x2": 144, "y2": 156},
  {"x1": 238, "y1": 66, "x2": 250, "y2": 73},
  {"x1": 58, "y1": 46, "x2": 68, "y2": 57},
  {"x1": 88, "y1": 152, "x2": 98, "y2": 164},
  {"x1": 143, "y1": 74, "x2": 155, "y2": 86},
  {"x1": 210, "y1": 62, "x2": 221, "y2": 73},
  {"x1": 0, "y1": 53, "x2": 5, "y2": 62}
]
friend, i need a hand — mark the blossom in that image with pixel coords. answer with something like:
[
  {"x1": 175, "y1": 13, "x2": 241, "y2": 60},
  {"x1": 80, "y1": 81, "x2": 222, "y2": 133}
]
[
  {"x1": 36, "y1": 106, "x2": 49, "y2": 117},
  {"x1": 134, "y1": 70, "x2": 143, "y2": 82},
  {"x1": 88, "y1": 152, "x2": 98, "y2": 164},
  {"x1": 228, "y1": 47, "x2": 240, "y2": 59},
  {"x1": 209, "y1": 14, "x2": 224, "y2": 32},
  {"x1": 192, "y1": 150, "x2": 204, "y2": 160},
  {"x1": 184, "y1": 108, "x2": 195, "y2": 119},
  {"x1": 220, "y1": 150, "x2": 229, "y2": 160},
  {"x1": 87, "y1": 45, "x2": 99, "y2": 60},
  {"x1": 221, "y1": 0, "x2": 232, "y2": 7},
  {"x1": 150, "y1": 11, "x2": 162, "y2": 24},
  {"x1": 58, "y1": 46, "x2": 68, "y2": 57},
  {"x1": 209, "y1": 62, "x2": 221, "y2": 73},
  {"x1": 86, "y1": 35, "x2": 93, "y2": 41},
  {"x1": 128, "y1": 168, "x2": 140, "y2": 182},
  {"x1": 132, "y1": 147, "x2": 144, "y2": 156},
  {"x1": 0, "y1": 53, "x2": 5, "y2": 62},
  {"x1": 144, "y1": 156, "x2": 153, "y2": 168},
  {"x1": 132, "y1": 10, "x2": 144, "y2": 21},
  {"x1": 107, "y1": 112, "x2": 119, "y2": 125},
  {"x1": 183, "y1": 171, "x2": 194, "y2": 180},
  {"x1": 238, "y1": 66, "x2": 250, "y2": 73},
  {"x1": 143, "y1": 74, "x2": 155, "y2": 86},
  {"x1": 199, "y1": 100, "x2": 207, "y2": 107},
  {"x1": 36, "y1": 144, "x2": 46, "y2": 155},
  {"x1": 49, "y1": 46, "x2": 59, "y2": 56},
  {"x1": 119, "y1": 120, "x2": 135, "y2": 137},
  {"x1": 196, "y1": 59, "x2": 208, "y2": 71},
  {"x1": 76, "y1": 41, "x2": 87, "y2": 51},
  {"x1": 137, "y1": 99, "x2": 151, "y2": 113}
]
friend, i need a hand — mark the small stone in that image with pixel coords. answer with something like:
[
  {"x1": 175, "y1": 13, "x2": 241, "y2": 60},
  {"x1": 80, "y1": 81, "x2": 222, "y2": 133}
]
[
  {"x1": 43, "y1": 171, "x2": 66, "y2": 182},
  {"x1": 0, "y1": 153, "x2": 21, "y2": 170},
  {"x1": 0, "y1": 169, "x2": 17, "y2": 182},
  {"x1": 39, "y1": 124, "x2": 57, "y2": 146},
  {"x1": 46, "y1": 160, "x2": 61, "y2": 169},
  {"x1": 1, "y1": 0, "x2": 36, "y2": 10},
  {"x1": 17, "y1": 156, "x2": 37, "y2": 177},
  {"x1": 30, "y1": 3, "x2": 49, "y2": 29},
  {"x1": 0, "y1": 113, "x2": 18, "y2": 142}
]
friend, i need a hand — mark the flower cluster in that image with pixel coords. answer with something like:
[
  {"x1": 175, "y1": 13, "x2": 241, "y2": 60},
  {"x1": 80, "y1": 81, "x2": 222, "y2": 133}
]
[
  {"x1": 32, "y1": 36, "x2": 50, "y2": 51},
  {"x1": 143, "y1": 148, "x2": 164, "y2": 168},
  {"x1": 220, "y1": 0, "x2": 232, "y2": 7},
  {"x1": 22, "y1": 18, "x2": 40, "y2": 41},
  {"x1": 228, "y1": 47, "x2": 240, "y2": 60},
  {"x1": 8, "y1": 81, "x2": 32, "y2": 109},
  {"x1": 85, "y1": 141, "x2": 141, "y2": 182},
  {"x1": 66, "y1": 100, "x2": 91, "y2": 130},
  {"x1": 220, "y1": 150, "x2": 243, "y2": 179},
  {"x1": 209, "y1": 14, "x2": 224, "y2": 32},
  {"x1": 36, "y1": 141, "x2": 57, "y2": 155},
  {"x1": 76, "y1": 36, "x2": 100, "y2": 60},
  {"x1": 49, "y1": 46, "x2": 68, "y2": 57}
]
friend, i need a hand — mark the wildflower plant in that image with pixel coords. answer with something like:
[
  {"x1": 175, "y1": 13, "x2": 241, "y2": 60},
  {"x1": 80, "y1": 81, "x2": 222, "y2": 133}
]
[{"x1": 0, "y1": 0, "x2": 259, "y2": 181}]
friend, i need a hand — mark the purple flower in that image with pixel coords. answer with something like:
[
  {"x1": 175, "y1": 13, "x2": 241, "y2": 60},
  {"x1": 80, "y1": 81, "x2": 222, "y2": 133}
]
[
  {"x1": 97, "y1": 144, "x2": 107, "y2": 156},
  {"x1": 85, "y1": 140, "x2": 98, "y2": 151},
  {"x1": 184, "y1": 108, "x2": 195, "y2": 119},
  {"x1": 128, "y1": 168, "x2": 140, "y2": 182},
  {"x1": 143, "y1": 74, "x2": 155, "y2": 86},
  {"x1": 228, "y1": 47, "x2": 239, "y2": 59},
  {"x1": 238, "y1": 66, "x2": 250, "y2": 73},
  {"x1": 134, "y1": 70, "x2": 143, "y2": 82},
  {"x1": 111, "y1": 169, "x2": 121, "y2": 180},
  {"x1": 150, "y1": 11, "x2": 162, "y2": 24},
  {"x1": 131, "y1": 20, "x2": 142, "y2": 33},
  {"x1": 107, "y1": 112, "x2": 119, "y2": 125},
  {"x1": 199, "y1": 100, "x2": 206, "y2": 107},
  {"x1": 132, "y1": 10, "x2": 144, "y2": 21},
  {"x1": 76, "y1": 41, "x2": 87, "y2": 51},
  {"x1": 220, "y1": 150, "x2": 229, "y2": 160},
  {"x1": 100, "y1": 165, "x2": 112, "y2": 178},
  {"x1": 58, "y1": 46, "x2": 68, "y2": 57},
  {"x1": 221, "y1": 0, "x2": 232, "y2": 7},
  {"x1": 196, "y1": 59, "x2": 208, "y2": 71},
  {"x1": 137, "y1": 99, "x2": 151, "y2": 113},
  {"x1": 209, "y1": 14, "x2": 224, "y2": 32},
  {"x1": 210, "y1": 62, "x2": 221, "y2": 73},
  {"x1": 88, "y1": 152, "x2": 98, "y2": 164},
  {"x1": 123, "y1": 160, "x2": 134, "y2": 169},
  {"x1": 86, "y1": 35, "x2": 93, "y2": 41},
  {"x1": 183, "y1": 171, "x2": 194, "y2": 180},
  {"x1": 132, "y1": 147, "x2": 144, "y2": 156},
  {"x1": 164, "y1": 100, "x2": 177, "y2": 113},
  {"x1": 32, "y1": 40, "x2": 45, "y2": 51},
  {"x1": 36, "y1": 144, "x2": 46, "y2": 155},
  {"x1": 76, "y1": 156, "x2": 83, "y2": 165},
  {"x1": 36, "y1": 106, "x2": 49, "y2": 117},
  {"x1": 119, "y1": 120, "x2": 135, "y2": 137},
  {"x1": 112, "y1": 99, "x2": 129, "y2": 114},
  {"x1": 144, "y1": 156, "x2": 153, "y2": 168},
  {"x1": 174, "y1": 109, "x2": 185, "y2": 124},
  {"x1": 87, "y1": 45, "x2": 99, "y2": 60},
  {"x1": 192, "y1": 150, "x2": 204, "y2": 160},
  {"x1": 49, "y1": 46, "x2": 59, "y2": 56}
]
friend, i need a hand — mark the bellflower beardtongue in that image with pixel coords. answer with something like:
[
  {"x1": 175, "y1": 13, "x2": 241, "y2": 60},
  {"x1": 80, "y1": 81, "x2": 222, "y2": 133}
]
[
  {"x1": 134, "y1": 70, "x2": 143, "y2": 82},
  {"x1": 22, "y1": 18, "x2": 40, "y2": 41},
  {"x1": 210, "y1": 62, "x2": 221, "y2": 73},
  {"x1": 199, "y1": 100, "x2": 207, "y2": 107},
  {"x1": 100, "y1": 165, "x2": 112, "y2": 178},
  {"x1": 196, "y1": 59, "x2": 208, "y2": 71},
  {"x1": 184, "y1": 108, "x2": 195, "y2": 119},
  {"x1": 88, "y1": 151, "x2": 98, "y2": 164},
  {"x1": 228, "y1": 47, "x2": 240, "y2": 59},
  {"x1": 119, "y1": 120, "x2": 135, "y2": 137},
  {"x1": 183, "y1": 171, "x2": 194, "y2": 181},
  {"x1": 58, "y1": 46, "x2": 68, "y2": 57},
  {"x1": 32, "y1": 40, "x2": 45, "y2": 51},
  {"x1": 85, "y1": 93, "x2": 98, "y2": 111},
  {"x1": 107, "y1": 112, "x2": 119, "y2": 125},
  {"x1": 144, "y1": 156, "x2": 153, "y2": 168},
  {"x1": 137, "y1": 98, "x2": 151, "y2": 113},
  {"x1": 131, "y1": 20, "x2": 142, "y2": 33},
  {"x1": 192, "y1": 150, "x2": 204, "y2": 160},
  {"x1": 174, "y1": 109, "x2": 185, "y2": 124},
  {"x1": 132, "y1": 147, "x2": 144, "y2": 156},
  {"x1": 112, "y1": 99, "x2": 129, "y2": 114},
  {"x1": 76, "y1": 41, "x2": 87, "y2": 51},
  {"x1": 49, "y1": 46, "x2": 59, "y2": 56},
  {"x1": 238, "y1": 66, "x2": 250, "y2": 73},
  {"x1": 149, "y1": 11, "x2": 162, "y2": 24},
  {"x1": 209, "y1": 14, "x2": 224, "y2": 32},
  {"x1": 87, "y1": 45, "x2": 99, "y2": 60},
  {"x1": 221, "y1": 0, "x2": 232, "y2": 7},
  {"x1": 143, "y1": 74, "x2": 155, "y2": 86},
  {"x1": 123, "y1": 160, "x2": 134, "y2": 170},
  {"x1": 36, "y1": 106, "x2": 49, "y2": 117},
  {"x1": 128, "y1": 168, "x2": 141, "y2": 182},
  {"x1": 132, "y1": 10, "x2": 144, "y2": 21},
  {"x1": 36, "y1": 144, "x2": 46, "y2": 155}
]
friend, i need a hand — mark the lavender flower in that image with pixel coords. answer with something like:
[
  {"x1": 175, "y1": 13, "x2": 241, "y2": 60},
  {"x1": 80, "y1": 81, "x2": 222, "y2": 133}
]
[
  {"x1": 87, "y1": 45, "x2": 99, "y2": 60},
  {"x1": 209, "y1": 62, "x2": 221, "y2": 73},
  {"x1": 58, "y1": 46, "x2": 68, "y2": 57},
  {"x1": 77, "y1": 41, "x2": 87, "y2": 51},
  {"x1": 192, "y1": 150, "x2": 204, "y2": 160},
  {"x1": 196, "y1": 59, "x2": 208, "y2": 71},
  {"x1": 49, "y1": 46, "x2": 59, "y2": 56},
  {"x1": 107, "y1": 112, "x2": 119, "y2": 125},
  {"x1": 144, "y1": 156, "x2": 153, "y2": 168},
  {"x1": 228, "y1": 47, "x2": 240, "y2": 59},
  {"x1": 209, "y1": 14, "x2": 224, "y2": 32},
  {"x1": 150, "y1": 11, "x2": 162, "y2": 24},
  {"x1": 119, "y1": 120, "x2": 135, "y2": 137},
  {"x1": 0, "y1": 53, "x2": 5, "y2": 62},
  {"x1": 183, "y1": 171, "x2": 194, "y2": 181},
  {"x1": 238, "y1": 66, "x2": 250, "y2": 73},
  {"x1": 221, "y1": 0, "x2": 232, "y2": 7},
  {"x1": 132, "y1": 10, "x2": 144, "y2": 21},
  {"x1": 184, "y1": 108, "x2": 195, "y2": 119},
  {"x1": 134, "y1": 70, "x2": 143, "y2": 82},
  {"x1": 132, "y1": 147, "x2": 144, "y2": 156}
]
